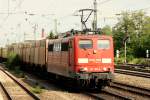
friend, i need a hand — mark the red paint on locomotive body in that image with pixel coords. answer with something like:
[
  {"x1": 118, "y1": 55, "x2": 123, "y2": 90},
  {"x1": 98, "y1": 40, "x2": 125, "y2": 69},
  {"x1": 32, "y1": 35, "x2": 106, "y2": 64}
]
[
  {"x1": 0, "y1": 32, "x2": 114, "y2": 88},
  {"x1": 47, "y1": 34, "x2": 114, "y2": 81},
  {"x1": 74, "y1": 35, "x2": 114, "y2": 73}
]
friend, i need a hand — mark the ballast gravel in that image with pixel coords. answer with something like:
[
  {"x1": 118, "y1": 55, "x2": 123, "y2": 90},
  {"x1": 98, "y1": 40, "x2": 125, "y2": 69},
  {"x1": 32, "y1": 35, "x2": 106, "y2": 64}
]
[{"x1": 114, "y1": 73, "x2": 150, "y2": 89}]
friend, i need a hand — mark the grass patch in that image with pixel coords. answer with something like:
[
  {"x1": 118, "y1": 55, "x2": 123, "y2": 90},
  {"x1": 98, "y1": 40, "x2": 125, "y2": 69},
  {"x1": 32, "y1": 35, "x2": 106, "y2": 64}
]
[
  {"x1": 6, "y1": 52, "x2": 20, "y2": 69},
  {"x1": 14, "y1": 66, "x2": 25, "y2": 78},
  {"x1": 115, "y1": 55, "x2": 150, "y2": 65},
  {"x1": 115, "y1": 57, "x2": 150, "y2": 66},
  {"x1": 8, "y1": 66, "x2": 25, "y2": 78},
  {"x1": 2, "y1": 62, "x2": 7, "y2": 65},
  {"x1": 5, "y1": 52, "x2": 25, "y2": 78},
  {"x1": 31, "y1": 85, "x2": 43, "y2": 94},
  {"x1": 130, "y1": 58, "x2": 150, "y2": 66},
  {"x1": 115, "y1": 57, "x2": 125, "y2": 64}
]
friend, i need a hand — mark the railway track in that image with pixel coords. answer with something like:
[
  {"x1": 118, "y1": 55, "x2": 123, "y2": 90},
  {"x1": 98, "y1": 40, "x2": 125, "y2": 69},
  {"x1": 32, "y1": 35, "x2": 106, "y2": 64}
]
[
  {"x1": 115, "y1": 69, "x2": 150, "y2": 78},
  {"x1": 115, "y1": 64, "x2": 150, "y2": 73},
  {"x1": 109, "y1": 82, "x2": 150, "y2": 99},
  {"x1": 84, "y1": 89, "x2": 132, "y2": 100},
  {"x1": 116, "y1": 63, "x2": 150, "y2": 67},
  {"x1": 112, "y1": 82, "x2": 150, "y2": 97},
  {"x1": 0, "y1": 82, "x2": 11, "y2": 100},
  {"x1": 86, "y1": 81, "x2": 150, "y2": 100},
  {"x1": 0, "y1": 67, "x2": 40, "y2": 100}
]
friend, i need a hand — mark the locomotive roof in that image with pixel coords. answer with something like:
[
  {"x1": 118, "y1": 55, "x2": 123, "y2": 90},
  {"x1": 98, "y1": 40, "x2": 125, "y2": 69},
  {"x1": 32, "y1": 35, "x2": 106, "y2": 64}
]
[{"x1": 48, "y1": 34, "x2": 112, "y2": 44}]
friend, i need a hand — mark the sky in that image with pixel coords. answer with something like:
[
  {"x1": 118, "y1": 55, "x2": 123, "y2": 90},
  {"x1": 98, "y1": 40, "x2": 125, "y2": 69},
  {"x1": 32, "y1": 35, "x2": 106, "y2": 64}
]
[{"x1": 0, "y1": 0, "x2": 150, "y2": 47}]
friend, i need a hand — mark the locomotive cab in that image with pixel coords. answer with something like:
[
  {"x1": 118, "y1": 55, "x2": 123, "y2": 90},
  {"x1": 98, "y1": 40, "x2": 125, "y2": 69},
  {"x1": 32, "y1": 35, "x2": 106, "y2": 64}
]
[
  {"x1": 70, "y1": 35, "x2": 114, "y2": 87},
  {"x1": 47, "y1": 33, "x2": 114, "y2": 88}
]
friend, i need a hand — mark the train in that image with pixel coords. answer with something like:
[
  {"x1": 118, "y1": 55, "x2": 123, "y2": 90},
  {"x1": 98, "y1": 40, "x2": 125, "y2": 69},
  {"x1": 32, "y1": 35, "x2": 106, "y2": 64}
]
[{"x1": 0, "y1": 32, "x2": 114, "y2": 89}]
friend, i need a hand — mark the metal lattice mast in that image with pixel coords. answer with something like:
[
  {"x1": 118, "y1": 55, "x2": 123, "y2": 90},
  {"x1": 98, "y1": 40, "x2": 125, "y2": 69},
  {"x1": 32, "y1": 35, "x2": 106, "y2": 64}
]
[{"x1": 93, "y1": 0, "x2": 97, "y2": 32}]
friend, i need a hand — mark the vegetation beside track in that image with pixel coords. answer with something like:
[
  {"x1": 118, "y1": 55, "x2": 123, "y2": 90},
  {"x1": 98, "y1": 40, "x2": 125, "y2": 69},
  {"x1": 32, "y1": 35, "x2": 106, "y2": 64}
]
[
  {"x1": 31, "y1": 84, "x2": 43, "y2": 94},
  {"x1": 115, "y1": 57, "x2": 150, "y2": 66},
  {"x1": 102, "y1": 11, "x2": 150, "y2": 65},
  {"x1": 6, "y1": 52, "x2": 20, "y2": 69},
  {"x1": 5, "y1": 52, "x2": 25, "y2": 78},
  {"x1": 2, "y1": 52, "x2": 43, "y2": 94}
]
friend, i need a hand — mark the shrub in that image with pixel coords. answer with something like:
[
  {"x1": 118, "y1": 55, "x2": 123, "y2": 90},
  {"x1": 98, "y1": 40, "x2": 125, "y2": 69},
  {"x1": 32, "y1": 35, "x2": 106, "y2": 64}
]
[
  {"x1": 32, "y1": 85, "x2": 42, "y2": 94},
  {"x1": 6, "y1": 52, "x2": 20, "y2": 69},
  {"x1": 128, "y1": 58, "x2": 150, "y2": 66},
  {"x1": 115, "y1": 57, "x2": 125, "y2": 64}
]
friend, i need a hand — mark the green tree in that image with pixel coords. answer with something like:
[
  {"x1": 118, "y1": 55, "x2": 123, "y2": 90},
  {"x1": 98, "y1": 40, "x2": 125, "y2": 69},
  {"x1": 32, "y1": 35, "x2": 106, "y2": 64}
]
[
  {"x1": 47, "y1": 31, "x2": 55, "y2": 39},
  {"x1": 101, "y1": 25, "x2": 112, "y2": 35},
  {"x1": 113, "y1": 11, "x2": 150, "y2": 58}
]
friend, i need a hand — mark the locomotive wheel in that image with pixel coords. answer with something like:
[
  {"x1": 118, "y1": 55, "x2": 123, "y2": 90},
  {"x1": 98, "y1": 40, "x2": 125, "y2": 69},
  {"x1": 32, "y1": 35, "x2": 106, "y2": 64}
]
[
  {"x1": 77, "y1": 79, "x2": 88, "y2": 88},
  {"x1": 96, "y1": 80, "x2": 107, "y2": 90},
  {"x1": 89, "y1": 79, "x2": 96, "y2": 88}
]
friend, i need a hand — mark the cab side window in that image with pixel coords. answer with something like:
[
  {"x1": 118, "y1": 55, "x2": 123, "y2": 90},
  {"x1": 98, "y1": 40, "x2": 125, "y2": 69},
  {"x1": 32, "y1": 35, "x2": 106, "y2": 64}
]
[
  {"x1": 61, "y1": 42, "x2": 69, "y2": 51},
  {"x1": 48, "y1": 44, "x2": 53, "y2": 51},
  {"x1": 53, "y1": 43, "x2": 61, "y2": 51}
]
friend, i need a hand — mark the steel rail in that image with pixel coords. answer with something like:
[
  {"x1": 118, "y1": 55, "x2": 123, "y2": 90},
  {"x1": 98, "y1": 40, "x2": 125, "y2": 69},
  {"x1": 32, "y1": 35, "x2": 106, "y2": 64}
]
[
  {"x1": 112, "y1": 82, "x2": 150, "y2": 97},
  {"x1": 115, "y1": 64, "x2": 150, "y2": 71},
  {"x1": 0, "y1": 68, "x2": 40, "y2": 100},
  {"x1": 0, "y1": 82, "x2": 12, "y2": 100},
  {"x1": 115, "y1": 69, "x2": 150, "y2": 78},
  {"x1": 101, "y1": 90, "x2": 132, "y2": 100},
  {"x1": 84, "y1": 89, "x2": 132, "y2": 100},
  {"x1": 116, "y1": 63, "x2": 150, "y2": 67}
]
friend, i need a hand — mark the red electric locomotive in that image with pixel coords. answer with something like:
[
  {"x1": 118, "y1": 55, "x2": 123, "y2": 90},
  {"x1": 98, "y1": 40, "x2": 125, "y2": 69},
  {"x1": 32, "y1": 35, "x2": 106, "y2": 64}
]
[
  {"x1": 0, "y1": 31, "x2": 114, "y2": 89},
  {"x1": 47, "y1": 32, "x2": 114, "y2": 88}
]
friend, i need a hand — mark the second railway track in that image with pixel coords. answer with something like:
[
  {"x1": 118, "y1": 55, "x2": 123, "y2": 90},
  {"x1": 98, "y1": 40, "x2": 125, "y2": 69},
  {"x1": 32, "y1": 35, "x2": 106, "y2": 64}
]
[
  {"x1": 107, "y1": 82, "x2": 150, "y2": 100},
  {"x1": 0, "y1": 67, "x2": 40, "y2": 100},
  {"x1": 112, "y1": 82, "x2": 150, "y2": 97},
  {"x1": 115, "y1": 69, "x2": 150, "y2": 78},
  {"x1": 84, "y1": 89, "x2": 132, "y2": 100},
  {"x1": 84, "y1": 81, "x2": 150, "y2": 100}
]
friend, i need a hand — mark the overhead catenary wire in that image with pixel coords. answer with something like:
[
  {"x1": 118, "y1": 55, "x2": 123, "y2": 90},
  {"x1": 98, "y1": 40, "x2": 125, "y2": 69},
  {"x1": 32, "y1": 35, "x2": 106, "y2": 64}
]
[
  {"x1": 0, "y1": 0, "x2": 10, "y2": 28},
  {"x1": 97, "y1": 0, "x2": 112, "y2": 5},
  {"x1": 13, "y1": 0, "x2": 25, "y2": 11},
  {"x1": 0, "y1": 0, "x2": 25, "y2": 28}
]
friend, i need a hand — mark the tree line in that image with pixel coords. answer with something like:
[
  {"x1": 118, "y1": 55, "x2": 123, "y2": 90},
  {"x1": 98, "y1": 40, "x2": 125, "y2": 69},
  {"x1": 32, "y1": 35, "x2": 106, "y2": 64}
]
[
  {"x1": 102, "y1": 11, "x2": 150, "y2": 62},
  {"x1": 47, "y1": 11, "x2": 150, "y2": 63}
]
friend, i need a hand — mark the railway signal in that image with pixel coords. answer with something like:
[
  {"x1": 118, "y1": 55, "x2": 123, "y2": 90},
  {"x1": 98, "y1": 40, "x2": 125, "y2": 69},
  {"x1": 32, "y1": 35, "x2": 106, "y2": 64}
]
[
  {"x1": 116, "y1": 50, "x2": 120, "y2": 58},
  {"x1": 116, "y1": 50, "x2": 120, "y2": 63},
  {"x1": 146, "y1": 50, "x2": 149, "y2": 58}
]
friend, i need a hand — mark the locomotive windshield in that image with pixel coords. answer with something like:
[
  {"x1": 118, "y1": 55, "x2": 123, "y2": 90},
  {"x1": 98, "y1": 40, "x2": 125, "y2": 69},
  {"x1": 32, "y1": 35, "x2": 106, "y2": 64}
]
[
  {"x1": 97, "y1": 40, "x2": 110, "y2": 49},
  {"x1": 79, "y1": 40, "x2": 92, "y2": 49}
]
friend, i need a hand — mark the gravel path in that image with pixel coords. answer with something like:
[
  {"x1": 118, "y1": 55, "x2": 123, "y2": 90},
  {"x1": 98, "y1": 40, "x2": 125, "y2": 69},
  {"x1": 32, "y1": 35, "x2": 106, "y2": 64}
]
[{"x1": 23, "y1": 74, "x2": 95, "y2": 100}]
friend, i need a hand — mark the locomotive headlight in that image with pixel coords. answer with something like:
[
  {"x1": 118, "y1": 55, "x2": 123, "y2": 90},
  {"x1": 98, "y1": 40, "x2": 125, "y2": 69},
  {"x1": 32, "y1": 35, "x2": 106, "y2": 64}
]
[
  {"x1": 80, "y1": 67, "x2": 88, "y2": 72},
  {"x1": 103, "y1": 67, "x2": 107, "y2": 71},
  {"x1": 102, "y1": 58, "x2": 111, "y2": 63}
]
